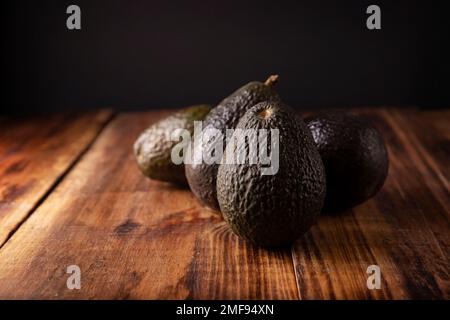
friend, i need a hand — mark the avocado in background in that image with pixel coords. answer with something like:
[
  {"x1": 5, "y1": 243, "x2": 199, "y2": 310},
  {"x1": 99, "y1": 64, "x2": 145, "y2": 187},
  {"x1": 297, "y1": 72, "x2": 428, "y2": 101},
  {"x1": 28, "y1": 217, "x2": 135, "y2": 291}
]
[
  {"x1": 217, "y1": 101, "x2": 326, "y2": 247},
  {"x1": 134, "y1": 105, "x2": 211, "y2": 186},
  {"x1": 305, "y1": 112, "x2": 389, "y2": 212},
  {"x1": 185, "y1": 75, "x2": 281, "y2": 211}
]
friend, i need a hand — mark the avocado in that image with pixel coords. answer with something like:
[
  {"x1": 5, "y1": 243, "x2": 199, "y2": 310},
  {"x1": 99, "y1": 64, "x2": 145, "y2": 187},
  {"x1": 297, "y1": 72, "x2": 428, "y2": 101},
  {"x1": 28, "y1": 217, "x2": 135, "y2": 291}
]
[
  {"x1": 305, "y1": 112, "x2": 389, "y2": 212},
  {"x1": 185, "y1": 75, "x2": 281, "y2": 211},
  {"x1": 133, "y1": 104, "x2": 211, "y2": 186},
  {"x1": 217, "y1": 101, "x2": 326, "y2": 247}
]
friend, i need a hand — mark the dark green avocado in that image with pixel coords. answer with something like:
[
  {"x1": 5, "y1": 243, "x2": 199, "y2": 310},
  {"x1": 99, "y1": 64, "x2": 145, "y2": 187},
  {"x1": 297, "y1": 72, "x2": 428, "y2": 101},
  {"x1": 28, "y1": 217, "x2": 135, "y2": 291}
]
[
  {"x1": 217, "y1": 101, "x2": 326, "y2": 247},
  {"x1": 185, "y1": 75, "x2": 281, "y2": 211},
  {"x1": 305, "y1": 111, "x2": 389, "y2": 212},
  {"x1": 133, "y1": 104, "x2": 211, "y2": 186}
]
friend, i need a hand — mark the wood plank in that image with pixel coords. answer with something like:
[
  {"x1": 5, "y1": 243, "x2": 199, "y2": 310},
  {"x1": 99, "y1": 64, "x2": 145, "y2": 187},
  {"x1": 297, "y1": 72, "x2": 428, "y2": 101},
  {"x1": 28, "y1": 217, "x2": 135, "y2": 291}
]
[
  {"x1": 0, "y1": 111, "x2": 299, "y2": 299},
  {"x1": 393, "y1": 109, "x2": 449, "y2": 188},
  {"x1": 0, "y1": 110, "x2": 113, "y2": 247},
  {"x1": 292, "y1": 108, "x2": 449, "y2": 299}
]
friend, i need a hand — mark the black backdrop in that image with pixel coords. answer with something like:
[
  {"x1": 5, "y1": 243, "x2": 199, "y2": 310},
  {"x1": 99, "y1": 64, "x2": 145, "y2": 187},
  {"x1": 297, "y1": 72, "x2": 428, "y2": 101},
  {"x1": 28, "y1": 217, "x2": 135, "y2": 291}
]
[{"x1": 1, "y1": 0, "x2": 449, "y2": 115}]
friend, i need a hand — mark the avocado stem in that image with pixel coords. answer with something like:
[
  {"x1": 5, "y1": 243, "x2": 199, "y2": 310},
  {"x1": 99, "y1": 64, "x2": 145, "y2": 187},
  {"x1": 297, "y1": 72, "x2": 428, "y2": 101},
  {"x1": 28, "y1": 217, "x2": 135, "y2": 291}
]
[{"x1": 264, "y1": 75, "x2": 279, "y2": 87}]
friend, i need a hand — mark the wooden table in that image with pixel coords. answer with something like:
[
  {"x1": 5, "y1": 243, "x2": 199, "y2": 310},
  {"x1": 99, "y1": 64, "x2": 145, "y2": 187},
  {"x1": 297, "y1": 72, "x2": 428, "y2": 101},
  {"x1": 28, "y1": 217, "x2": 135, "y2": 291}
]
[{"x1": 0, "y1": 108, "x2": 448, "y2": 299}]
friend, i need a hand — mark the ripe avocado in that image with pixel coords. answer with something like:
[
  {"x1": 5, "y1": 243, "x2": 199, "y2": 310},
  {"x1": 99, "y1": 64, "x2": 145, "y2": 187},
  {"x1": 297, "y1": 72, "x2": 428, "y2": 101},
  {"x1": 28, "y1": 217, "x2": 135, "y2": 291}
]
[
  {"x1": 305, "y1": 112, "x2": 389, "y2": 212},
  {"x1": 133, "y1": 105, "x2": 211, "y2": 186},
  {"x1": 217, "y1": 101, "x2": 326, "y2": 247},
  {"x1": 185, "y1": 75, "x2": 281, "y2": 211}
]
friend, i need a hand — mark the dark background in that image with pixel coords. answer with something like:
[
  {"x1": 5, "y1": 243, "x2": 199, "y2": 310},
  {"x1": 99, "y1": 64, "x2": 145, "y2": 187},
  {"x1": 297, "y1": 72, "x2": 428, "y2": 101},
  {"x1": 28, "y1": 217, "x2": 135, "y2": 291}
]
[{"x1": 1, "y1": 0, "x2": 449, "y2": 115}]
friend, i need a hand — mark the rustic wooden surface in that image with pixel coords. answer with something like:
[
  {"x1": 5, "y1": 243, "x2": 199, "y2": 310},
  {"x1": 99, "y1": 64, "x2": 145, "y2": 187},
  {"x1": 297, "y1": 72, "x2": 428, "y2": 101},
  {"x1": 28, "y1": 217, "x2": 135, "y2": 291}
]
[
  {"x1": 0, "y1": 108, "x2": 448, "y2": 299},
  {"x1": 0, "y1": 110, "x2": 112, "y2": 247}
]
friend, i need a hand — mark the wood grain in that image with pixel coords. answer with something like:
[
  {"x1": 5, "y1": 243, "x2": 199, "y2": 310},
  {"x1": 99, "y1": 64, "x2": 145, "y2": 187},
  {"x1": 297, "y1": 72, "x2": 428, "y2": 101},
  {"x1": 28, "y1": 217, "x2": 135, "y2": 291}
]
[
  {"x1": 0, "y1": 111, "x2": 299, "y2": 299},
  {"x1": 0, "y1": 108, "x2": 447, "y2": 299},
  {"x1": 0, "y1": 110, "x2": 113, "y2": 247},
  {"x1": 292, "y1": 108, "x2": 449, "y2": 299}
]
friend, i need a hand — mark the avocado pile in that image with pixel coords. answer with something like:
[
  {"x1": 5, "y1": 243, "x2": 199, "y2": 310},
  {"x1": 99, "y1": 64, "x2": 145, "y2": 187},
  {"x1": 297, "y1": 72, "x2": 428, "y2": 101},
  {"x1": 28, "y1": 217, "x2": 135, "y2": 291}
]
[{"x1": 133, "y1": 76, "x2": 389, "y2": 247}]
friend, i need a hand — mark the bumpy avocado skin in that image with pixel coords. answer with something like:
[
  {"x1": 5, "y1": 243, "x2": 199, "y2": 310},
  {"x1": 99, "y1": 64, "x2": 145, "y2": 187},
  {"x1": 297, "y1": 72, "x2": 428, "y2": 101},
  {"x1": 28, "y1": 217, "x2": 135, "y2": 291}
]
[
  {"x1": 134, "y1": 105, "x2": 211, "y2": 186},
  {"x1": 217, "y1": 102, "x2": 326, "y2": 247},
  {"x1": 305, "y1": 112, "x2": 389, "y2": 212},
  {"x1": 185, "y1": 80, "x2": 280, "y2": 211}
]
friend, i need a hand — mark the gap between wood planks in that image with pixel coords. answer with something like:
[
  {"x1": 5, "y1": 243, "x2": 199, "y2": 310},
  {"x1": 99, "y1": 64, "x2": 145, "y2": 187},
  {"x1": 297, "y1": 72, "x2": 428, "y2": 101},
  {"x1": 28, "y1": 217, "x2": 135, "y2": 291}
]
[
  {"x1": 290, "y1": 246, "x2": 303, "y2": 298},
  {"x1": 0, "y1": 112, "x2": 116, "y2": 251}
]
